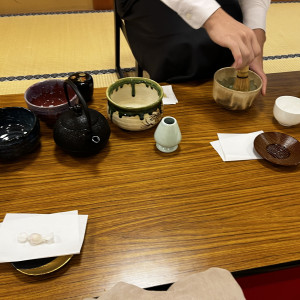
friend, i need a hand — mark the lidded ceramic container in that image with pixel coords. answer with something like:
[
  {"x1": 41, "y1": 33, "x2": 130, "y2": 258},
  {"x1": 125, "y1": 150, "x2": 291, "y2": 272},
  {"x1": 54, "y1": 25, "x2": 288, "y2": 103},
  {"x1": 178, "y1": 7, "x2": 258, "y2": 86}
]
[
  {"x1": 106, "y1": 77, "x2": 164, "y2": 131},
  {"x1": 68, "y1": 72, "x2": 94, "y2": 103}
]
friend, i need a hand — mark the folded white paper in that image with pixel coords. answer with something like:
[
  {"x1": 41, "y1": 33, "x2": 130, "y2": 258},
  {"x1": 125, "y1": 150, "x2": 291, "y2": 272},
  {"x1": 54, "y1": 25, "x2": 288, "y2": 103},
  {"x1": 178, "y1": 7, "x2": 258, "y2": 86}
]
[
  {"x1": 210, "y1": 131, "x2": 263, "y2": 162},
  {"x1": 0, "y1": 210, "x2": 88, "y2": 263},
  {"x1": 162, "y1": 85, "x2": 178, "y2": 105}
]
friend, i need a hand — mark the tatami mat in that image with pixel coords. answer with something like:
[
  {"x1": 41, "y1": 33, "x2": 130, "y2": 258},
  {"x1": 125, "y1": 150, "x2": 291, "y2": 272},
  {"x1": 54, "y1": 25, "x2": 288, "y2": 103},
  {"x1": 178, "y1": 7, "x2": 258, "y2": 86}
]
[
  {"x1": 264, "y1": 3, "x2": 300, "y2": 56},
  {"x1": 0, "y1": 11, "x2": 135, "y2": 95},
  {"x1": 0, "y1": 12, "x2": 135, "y2": 75},
  {"x1": 0, "y1": 2, "x2": 300, "y2": 95}
]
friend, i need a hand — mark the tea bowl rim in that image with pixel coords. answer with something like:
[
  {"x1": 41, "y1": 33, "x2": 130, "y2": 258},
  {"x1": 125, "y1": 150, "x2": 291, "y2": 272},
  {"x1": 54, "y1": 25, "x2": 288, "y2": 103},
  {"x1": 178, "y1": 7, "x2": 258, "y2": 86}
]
[
  {"x1": 106, "y1": 77, "x2": 164, "y2": 112},
  {"x1": 24, "y1": 79, "x2": 77, "y2": 109},
  {"x1": 213, "y1": 67, "x2": 262, "y2": 94},
  {"x1": 274, "y1": 95, "x2": 300, "y2": 116},
  {"x1": 0, "y1": 106, "x2": 39, "y2": 145}
]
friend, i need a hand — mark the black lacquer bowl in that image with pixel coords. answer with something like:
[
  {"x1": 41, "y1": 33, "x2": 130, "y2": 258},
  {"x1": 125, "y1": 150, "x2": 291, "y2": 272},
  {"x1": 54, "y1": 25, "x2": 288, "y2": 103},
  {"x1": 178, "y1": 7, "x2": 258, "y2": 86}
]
[{"x1": 0, "y1": 107, "x2": 40, "y2": 160}]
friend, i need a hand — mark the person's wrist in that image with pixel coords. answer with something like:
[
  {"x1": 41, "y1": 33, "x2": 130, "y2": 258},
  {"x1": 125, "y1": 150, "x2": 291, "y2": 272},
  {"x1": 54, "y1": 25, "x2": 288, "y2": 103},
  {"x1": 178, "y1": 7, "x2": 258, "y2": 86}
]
[
  {"x1": 253, "y1": 29, "x2": 266, "y2": 49},
  {"x1": 203, "y1": 8, "x2": 224, "y2": 31}
]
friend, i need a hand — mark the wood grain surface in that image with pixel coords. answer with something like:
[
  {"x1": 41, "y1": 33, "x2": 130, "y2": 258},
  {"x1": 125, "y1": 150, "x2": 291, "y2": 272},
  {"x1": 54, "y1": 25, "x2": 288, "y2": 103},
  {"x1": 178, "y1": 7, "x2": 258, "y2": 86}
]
[{"x1": 1, "y1": 72, "x2": 300, "y2": 299}]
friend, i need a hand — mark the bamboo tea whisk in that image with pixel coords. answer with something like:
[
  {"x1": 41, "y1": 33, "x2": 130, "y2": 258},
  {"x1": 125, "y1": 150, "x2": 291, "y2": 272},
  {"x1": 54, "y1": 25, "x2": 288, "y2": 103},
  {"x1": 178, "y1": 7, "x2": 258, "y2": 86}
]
[{"x1": 233, "y1": 66, "x2": 250, "y2": 92}]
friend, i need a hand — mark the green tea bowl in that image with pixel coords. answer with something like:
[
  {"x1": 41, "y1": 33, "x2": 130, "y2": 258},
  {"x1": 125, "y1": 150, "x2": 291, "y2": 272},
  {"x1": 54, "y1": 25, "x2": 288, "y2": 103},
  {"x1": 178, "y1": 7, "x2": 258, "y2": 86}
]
[{"x1": 106, "y1": 77, "x2": 164, "y2": 131}]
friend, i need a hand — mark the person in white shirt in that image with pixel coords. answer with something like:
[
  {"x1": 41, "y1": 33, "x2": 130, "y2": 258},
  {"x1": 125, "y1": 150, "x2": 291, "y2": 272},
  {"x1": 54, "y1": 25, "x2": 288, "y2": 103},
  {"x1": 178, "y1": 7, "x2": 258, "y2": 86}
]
[{"x1": 116, "y1": 0, "x2": 270, "y2": 95}]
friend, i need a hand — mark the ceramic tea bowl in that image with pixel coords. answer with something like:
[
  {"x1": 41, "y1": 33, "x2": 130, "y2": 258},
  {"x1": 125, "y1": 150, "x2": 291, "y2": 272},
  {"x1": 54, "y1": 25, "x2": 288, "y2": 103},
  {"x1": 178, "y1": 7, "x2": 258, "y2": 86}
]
[
  {"x1": 0, "y1": 107, "x2": 40, "y2": 160},
  {"x1": 273, "y1": 96, "x2": 300, "y2": 127},
  {"x1": 24, "y1": 79, "x2": 77, "y2": 126},
  {"x1": 213, "y1": 67, "x2": 262, "y2": 110},
  {"x1": 106, "y1": 77, "x2": 164, "y2": 131}
]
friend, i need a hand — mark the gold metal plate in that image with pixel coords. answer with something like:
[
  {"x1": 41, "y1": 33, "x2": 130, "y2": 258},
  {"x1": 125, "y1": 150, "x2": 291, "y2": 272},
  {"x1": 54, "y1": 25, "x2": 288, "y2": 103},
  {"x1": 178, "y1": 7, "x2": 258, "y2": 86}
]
[{"x1": 12, "y1": 255, "x2": 73, "y2": 276}]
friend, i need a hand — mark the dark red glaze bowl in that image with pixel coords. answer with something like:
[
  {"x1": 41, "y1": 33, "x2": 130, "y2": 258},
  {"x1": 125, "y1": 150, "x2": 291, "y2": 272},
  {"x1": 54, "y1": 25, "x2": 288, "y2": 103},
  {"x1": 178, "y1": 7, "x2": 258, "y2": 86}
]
[{"x1": 24, "y1": 79, "x2": 77, "y2": 126}]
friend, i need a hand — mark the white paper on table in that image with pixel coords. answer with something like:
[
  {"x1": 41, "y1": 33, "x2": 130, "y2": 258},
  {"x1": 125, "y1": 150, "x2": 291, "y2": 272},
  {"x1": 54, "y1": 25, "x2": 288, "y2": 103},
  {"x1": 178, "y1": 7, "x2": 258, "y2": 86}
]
[
  {"x1": 162, "y1": 85, "x2": 178, "y2": 105},
  {"x1": 3, "y1": 211, "x2": 88, "y2": 253},
  {"x1": 210, "y1": 140, "x2": 226, "y2": 161},
  {"x1": 0, "y1": 211, "x2": 88, "y2": 263},
  {"x1": 210, "y1": 131, "x2": 263, "y2": 162}
]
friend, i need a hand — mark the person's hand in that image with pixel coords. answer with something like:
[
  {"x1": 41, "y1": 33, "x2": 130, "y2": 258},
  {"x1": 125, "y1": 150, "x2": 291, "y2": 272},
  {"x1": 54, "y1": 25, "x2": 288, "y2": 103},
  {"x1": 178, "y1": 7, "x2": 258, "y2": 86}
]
[
  {"x1": 203, "y1": 8, "x2": 261, "y2": 69},
  {"x1": 249, "y1": 29, "x2": 267, "y2": 95},
  {"x1": 203, "y1": 9, "x2": 267, "y2": 95}
]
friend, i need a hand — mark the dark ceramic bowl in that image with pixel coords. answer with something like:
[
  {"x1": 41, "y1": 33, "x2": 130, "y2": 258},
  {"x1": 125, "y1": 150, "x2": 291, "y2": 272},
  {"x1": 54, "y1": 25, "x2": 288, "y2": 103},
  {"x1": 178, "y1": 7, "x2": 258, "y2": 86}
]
[
  {"x1": 24, "y1": 79, "x2": 77, "y2": 126},
  {"x1": 0, "y1": 107, "x2": 40, "y2": 160}
]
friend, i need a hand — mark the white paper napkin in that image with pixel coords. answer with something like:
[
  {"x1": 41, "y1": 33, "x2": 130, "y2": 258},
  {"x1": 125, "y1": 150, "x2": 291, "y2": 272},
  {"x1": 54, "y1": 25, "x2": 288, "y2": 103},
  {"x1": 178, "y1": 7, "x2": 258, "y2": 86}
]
[
  {"x1": 162, "y1": 85, "x2": 178, "y2": 105},
  {"x1": 0, "y1": 210, "x2": 88, "y2": 263},
  {"x1": 210, "y1": 131, "x2": 263, "y2": 161}
]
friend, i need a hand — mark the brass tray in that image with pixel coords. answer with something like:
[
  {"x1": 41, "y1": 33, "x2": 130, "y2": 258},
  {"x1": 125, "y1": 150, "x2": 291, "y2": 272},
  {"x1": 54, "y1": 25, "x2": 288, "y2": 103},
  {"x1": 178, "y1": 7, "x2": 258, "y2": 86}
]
[{"x1": 11, "y1": 255, "x2": 73, "y2": 276}]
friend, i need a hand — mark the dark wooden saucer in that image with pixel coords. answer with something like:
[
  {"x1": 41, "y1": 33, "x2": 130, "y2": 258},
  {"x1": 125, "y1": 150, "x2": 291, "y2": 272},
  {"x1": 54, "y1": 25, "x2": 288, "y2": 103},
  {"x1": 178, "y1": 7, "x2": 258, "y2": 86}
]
[{"x1": 254, "y1": 132, "x2": 300, "y2": 166}]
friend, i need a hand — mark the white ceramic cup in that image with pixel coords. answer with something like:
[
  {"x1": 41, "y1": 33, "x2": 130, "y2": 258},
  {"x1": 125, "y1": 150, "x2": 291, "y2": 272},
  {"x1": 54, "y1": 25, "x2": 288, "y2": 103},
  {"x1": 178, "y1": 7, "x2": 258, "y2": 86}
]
[{"x1": 273, "y1": 96, "x2": 300, "y2": 126}]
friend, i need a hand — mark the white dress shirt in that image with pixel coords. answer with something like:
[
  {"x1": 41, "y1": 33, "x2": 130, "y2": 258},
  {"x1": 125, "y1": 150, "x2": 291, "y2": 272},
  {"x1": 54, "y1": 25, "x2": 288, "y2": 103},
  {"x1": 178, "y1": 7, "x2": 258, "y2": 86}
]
[{"x1": 160, "y1": 0, "x2": 271, "y2": 30}]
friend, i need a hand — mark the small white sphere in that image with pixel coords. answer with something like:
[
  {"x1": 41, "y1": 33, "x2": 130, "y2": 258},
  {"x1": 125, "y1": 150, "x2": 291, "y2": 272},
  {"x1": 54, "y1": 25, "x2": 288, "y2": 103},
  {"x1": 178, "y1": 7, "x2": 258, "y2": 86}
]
[
  {"x1": 28, "y1": 233, "x2": 43, "y2": 246},
  {"x1": 17, "y1": 232, "x2": 28, "y2": 243}
]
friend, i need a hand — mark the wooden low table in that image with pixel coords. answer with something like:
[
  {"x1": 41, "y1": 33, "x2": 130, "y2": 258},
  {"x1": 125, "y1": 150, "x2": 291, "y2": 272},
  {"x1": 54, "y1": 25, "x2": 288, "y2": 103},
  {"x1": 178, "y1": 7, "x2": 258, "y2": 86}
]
[{"x1": 1, "y1": 72, "x2": 300, "y2": 299}]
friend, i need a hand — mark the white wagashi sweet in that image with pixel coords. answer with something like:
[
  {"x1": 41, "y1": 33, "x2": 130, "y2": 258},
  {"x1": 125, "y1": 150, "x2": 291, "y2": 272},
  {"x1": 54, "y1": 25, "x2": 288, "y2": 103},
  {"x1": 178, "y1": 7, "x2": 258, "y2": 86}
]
[
  {"x1": 17, "y1": 232, "x2": 28, "y2": 243},
  {"x1": 28, "y1": 233, "x2": 44, "y2": 246},
  {"x1": 17, "y1": 232, "x2": 55, "y2": 245}
]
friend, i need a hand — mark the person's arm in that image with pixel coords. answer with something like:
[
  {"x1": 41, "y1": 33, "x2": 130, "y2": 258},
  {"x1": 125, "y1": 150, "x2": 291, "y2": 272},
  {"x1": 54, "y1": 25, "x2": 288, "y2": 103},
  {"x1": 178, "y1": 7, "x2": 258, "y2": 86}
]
[
  {"x1": 160, "y1": 0, "x2": 220, "y2": 29},
  {"x1": 160, "y1": 0, "x2": 270, "y2": 30},
  {"x1": 238, "y1": 0, "x2": 270, "y2": 95},
  {"x1": 161, "y1": 0, "x2": 270, "y2": 68},
  {"x1": 203, "y1": 7, "x2": 268, "y2": 95},
  {"x1": 203, "y1": 8, "x2": 261, "y2": 70},
  {"x1": 238, "y1": 0, "x2": 270, "y2": 31},
  {"x1": 250, "y1": 28, "x2": 267, "y2": 95},
  {"x1": 161, "y1": 0, "x2": 270, "y2": 94}
]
